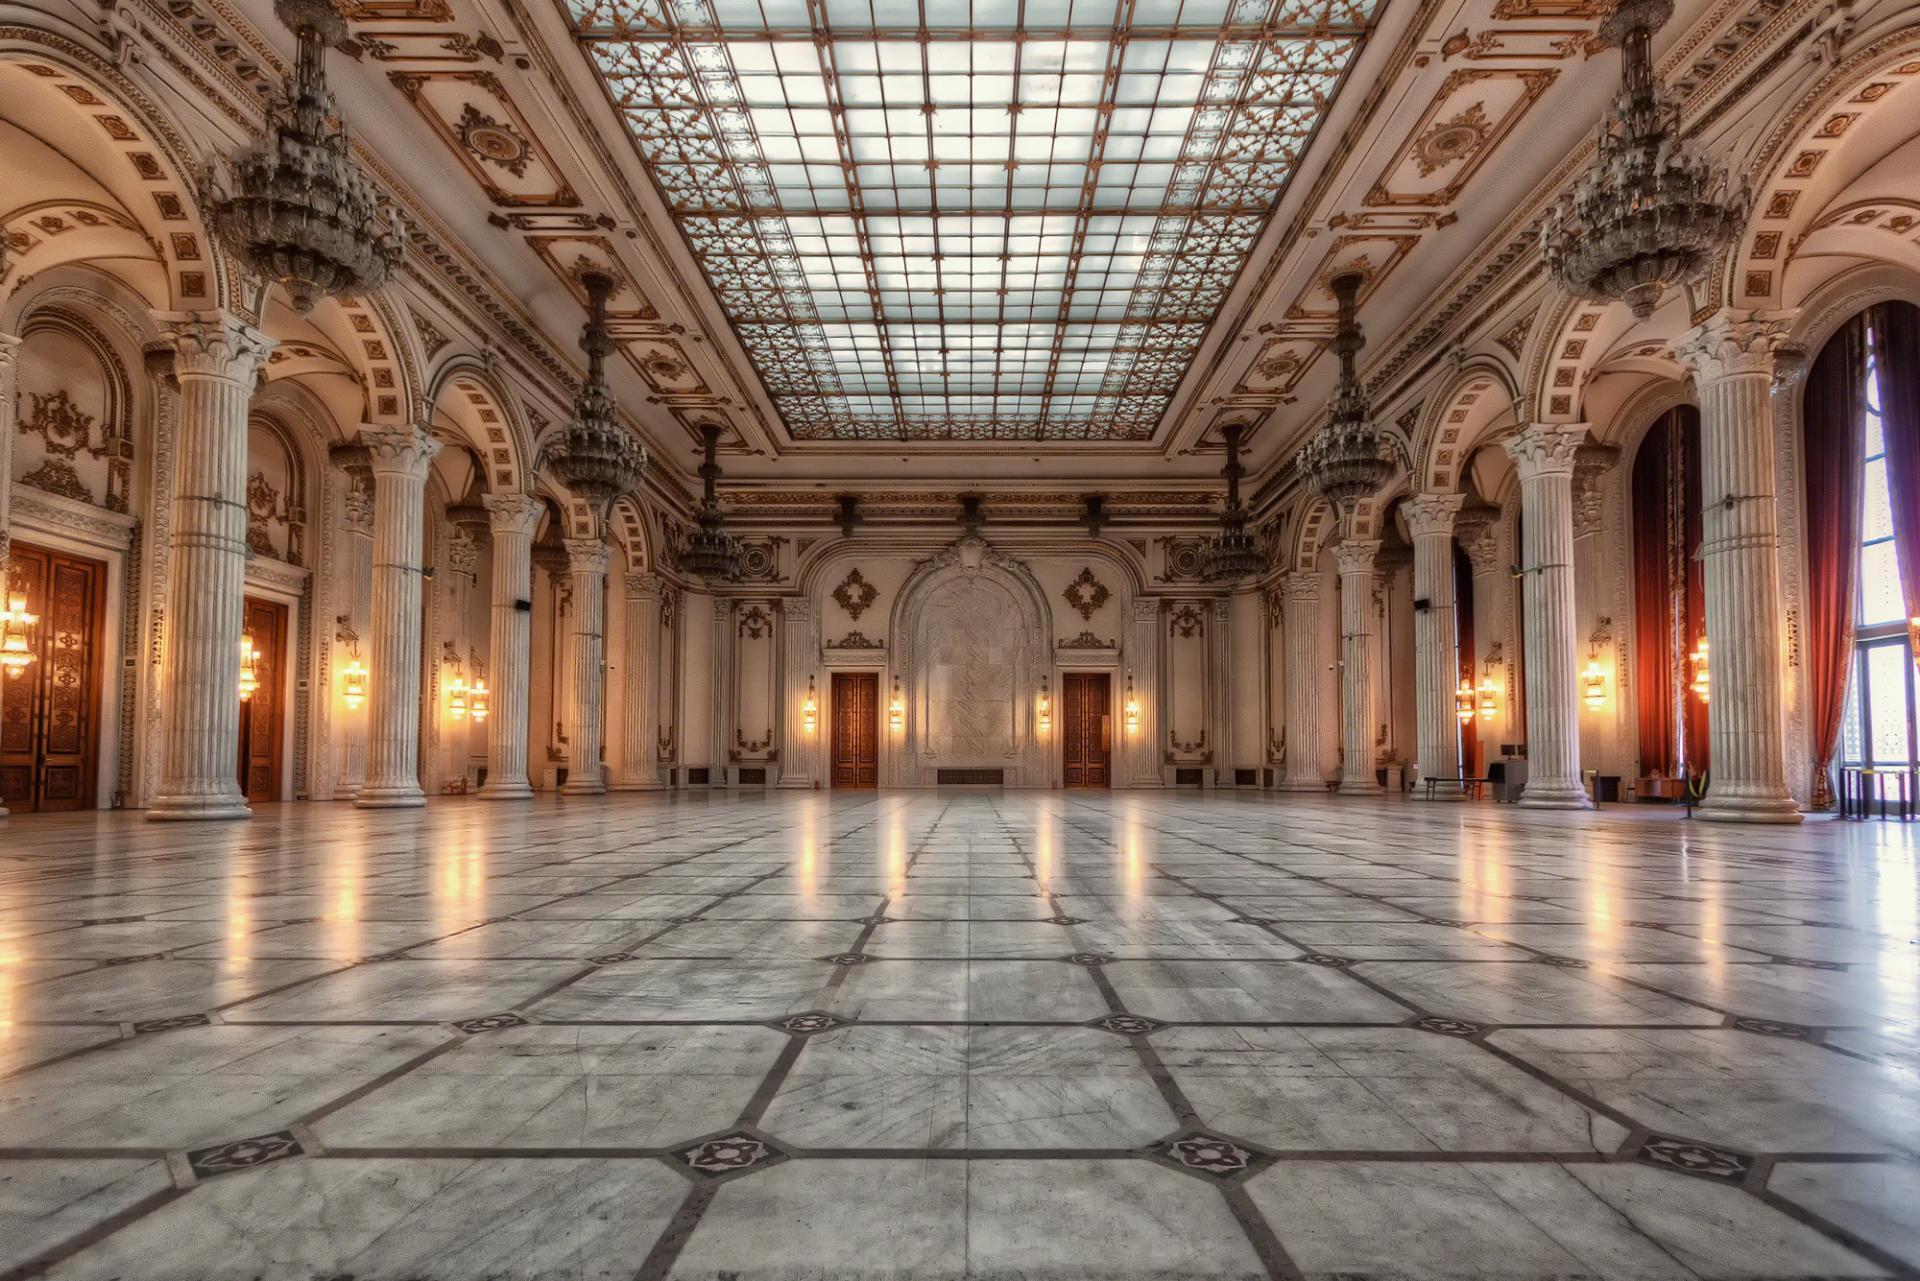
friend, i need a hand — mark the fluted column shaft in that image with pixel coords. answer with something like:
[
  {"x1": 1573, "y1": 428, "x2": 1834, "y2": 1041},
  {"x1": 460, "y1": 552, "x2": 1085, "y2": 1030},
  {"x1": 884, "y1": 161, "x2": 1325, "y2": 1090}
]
[
  {"x1": 477, "y1": 494, "x2": 543, "y2": 799},
  {"x1": 0, "y1": 332, "x2": 19, "y2": 820},
  {"x1": 355, "y1": 429, "x2": 441, "y2": 809},
  {"x1": 1335, "y1": 539, "x2": 1383, "y2": 795},
  {"x1": 559, "y1": 539, "x2": 609, "y2": 795},
  {"x1": 1507, "y1": 424, "x2": 1590, "y2": 809},
  {"x1": 1677, "y1": 311, "x2": 1803, "y2": 822},
  {"x1": 1278, "y1": 574, "x2": 1325, "y2": 792},
  {"x1": 616, "y1": 571, "x2": 665, "y2": 790},
  {"x1": 1405, "y1": 494, "x2": 1466, "y2": 798},
  {"x1": 148, "y1": 314, "x2": 274, "y2": 821}
]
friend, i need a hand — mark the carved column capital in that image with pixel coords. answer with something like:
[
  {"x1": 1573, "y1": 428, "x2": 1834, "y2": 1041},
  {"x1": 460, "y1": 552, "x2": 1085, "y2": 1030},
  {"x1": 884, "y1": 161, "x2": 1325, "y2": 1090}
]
[
  {"x1": 0, "y1": 330, "x2": 21, "y2": 377},
  {"x1": 360, "y1": 428, "x2": 441, "y2": 480},
  {"x1": 1333, "y1": 538, "x2": 1380, "y2": 577},
  {"x1": 1674, "y1": 308, "x2": 1799, "y2": 386},
  {"x1": 1400, "y1": 492, "x2": 1466, "y2": 538},
  {"x1": 155, "y1": 310, "x2": 274, "y2": 383},
  {"x1": 1505, "y1": 422, "x2": 1586, "y2": 480},
  {"x1": 564, "y1": 538, "x2": 610, "y2": 576},
  {"x1": 1132, "y1": 597, "x2": 1161, "y2": 622},
  {"x1": 784, "y1": 596, "x2": 813, "y2": 622},
  {"x1": 483, "y1": 491, "x2": 545, "y2": 538},
  {"x1": 1280, "y1": 572, "x2": 1319, "y2": 604},
  {"x1": 625, "y1": 571, "x2": 664, "y2": 600},
  {"x1": 1572, "y1": 443, "x2": 1620, "y2": 537}
]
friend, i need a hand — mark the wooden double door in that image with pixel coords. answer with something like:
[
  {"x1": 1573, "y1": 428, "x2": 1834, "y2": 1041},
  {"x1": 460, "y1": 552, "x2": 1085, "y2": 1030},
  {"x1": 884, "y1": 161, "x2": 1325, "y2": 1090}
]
[
  {"x1": 237, "y1": 596, "x2": 288, "y2": 803},
  {"x1": 1061, "y1": 672, "x2": 1112, "y2": 788},
  {"x1": 1, "y1": 542, "x2": 108, "y2": 813},
  {"x1": 830, "y1": 672, "x2": 879, "y2": 788}
]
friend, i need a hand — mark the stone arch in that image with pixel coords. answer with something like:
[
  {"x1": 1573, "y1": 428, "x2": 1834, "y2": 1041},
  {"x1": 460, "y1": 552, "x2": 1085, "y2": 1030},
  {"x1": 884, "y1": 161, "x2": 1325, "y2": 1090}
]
[
  {"x1": 424, "y1": 357, "x2": 533, "y2": 494},
  {"x1": 887, "y1": 538, "x2": 1055, "y2": 787},
  {"x1": 1414, "y1": 359, "x2": 1522, "y2": 494},
  {"x1": 262, "y1": 292, "x2": 416, "y2": 431},
  {"x1": 1285, "y1": 495, "x2": 1337, "y2": 573},
  {"x1": 0, "y1": 39, "x2": 229, "y2": 309},
  {"x1": 1728, "y1": 25, "x2": 1920, "y2": 310},
  {"x1": 608, "y1": 494, "x2": 652, "y2": 572},
  {"x1": 9, "y1": 299, "x2": 137, "y2": 515}
]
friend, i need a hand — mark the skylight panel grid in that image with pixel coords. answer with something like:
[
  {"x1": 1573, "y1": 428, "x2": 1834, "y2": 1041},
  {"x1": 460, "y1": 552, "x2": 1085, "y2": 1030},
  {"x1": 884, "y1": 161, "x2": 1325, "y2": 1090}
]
[{"x1": 570, "y1": 0, "x2": 1375, "y2": 439}]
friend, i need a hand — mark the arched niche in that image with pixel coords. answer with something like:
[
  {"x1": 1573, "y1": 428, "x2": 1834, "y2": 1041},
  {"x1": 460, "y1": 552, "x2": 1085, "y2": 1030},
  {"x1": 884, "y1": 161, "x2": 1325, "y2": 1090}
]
[{"x1": 888, "y1": 537, "x2": 1053, "y2": 787}]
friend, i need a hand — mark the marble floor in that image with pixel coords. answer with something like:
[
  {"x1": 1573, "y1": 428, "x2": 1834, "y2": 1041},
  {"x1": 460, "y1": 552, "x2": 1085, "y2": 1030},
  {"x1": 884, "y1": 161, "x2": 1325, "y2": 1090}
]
[{"x1": 1, "y1": 791, "x2": 1918, "y2": 1281}]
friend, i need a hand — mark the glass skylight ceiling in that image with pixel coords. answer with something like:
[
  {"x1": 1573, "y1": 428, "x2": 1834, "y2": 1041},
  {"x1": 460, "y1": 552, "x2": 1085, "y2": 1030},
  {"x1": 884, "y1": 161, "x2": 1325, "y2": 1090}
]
[{"x1": 567, "y1": 0, "x2": 1378, "y2": 441}]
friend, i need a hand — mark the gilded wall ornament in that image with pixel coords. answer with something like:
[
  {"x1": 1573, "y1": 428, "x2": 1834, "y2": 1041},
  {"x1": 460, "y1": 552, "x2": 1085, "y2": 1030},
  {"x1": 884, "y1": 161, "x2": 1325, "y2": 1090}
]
[
  {"x1": 832, "y1": 568, "x2": 880, "y2": 619},
  {"x1": 1061, "y1": 567, "x2": 1111, "y2": 620}
]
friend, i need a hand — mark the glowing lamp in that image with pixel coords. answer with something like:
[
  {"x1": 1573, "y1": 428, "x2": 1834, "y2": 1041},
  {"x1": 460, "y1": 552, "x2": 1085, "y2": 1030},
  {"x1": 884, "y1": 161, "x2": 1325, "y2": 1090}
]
[
  {"x1": 1690, "y1": 638, "x2": 1710, "y2": 703},
  {"x1": 802, "y1": 675, "x2": 818, "y2": 735},
  {"x1": 341, "y1": 658, "x2": 368, "y2": 710},
  {"x1": 469, "y1": 678, "x2": 490, "y2": 723},
  {"x1": 238, "y1": 636, "x2": 260, "y2": 701},
  {"x1": 448, "y1": 676, "x2": 469, "y2": 720},
  {"x1": 0, "y1": 592, "x2": 36, "y2": 679},
  {"x1": 1455, "y1": 678, "x2": 1475, "y2": 725},
  {"x1": 1123, "y1": 669, "x2": 1141, "y2": 734},
  {"x1": 888, "y1": 676, "x2": 905, "y2": 732},
  {"x1": 1477, "y1": 676, "x2": 1498, "y2": 721},
  {"x1": 1037, "y1": 676, "x2": 1052, "y2": 735},
  {"x1": 1582, "y1": 659, "x2": 1607, "y2": 708}
]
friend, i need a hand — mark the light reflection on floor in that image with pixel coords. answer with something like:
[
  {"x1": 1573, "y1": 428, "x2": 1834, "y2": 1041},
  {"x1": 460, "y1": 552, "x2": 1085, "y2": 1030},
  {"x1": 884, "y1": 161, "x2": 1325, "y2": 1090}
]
[{"x1": 0, "y1": 790, "x2": 1917, "y2": 1280}]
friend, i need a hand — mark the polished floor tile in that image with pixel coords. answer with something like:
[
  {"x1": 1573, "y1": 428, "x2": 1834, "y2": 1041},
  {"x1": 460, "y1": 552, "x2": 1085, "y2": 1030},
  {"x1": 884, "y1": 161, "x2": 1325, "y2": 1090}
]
[{"x1": 1, "y1": 790, "x2": 1918, "y2": 1279}]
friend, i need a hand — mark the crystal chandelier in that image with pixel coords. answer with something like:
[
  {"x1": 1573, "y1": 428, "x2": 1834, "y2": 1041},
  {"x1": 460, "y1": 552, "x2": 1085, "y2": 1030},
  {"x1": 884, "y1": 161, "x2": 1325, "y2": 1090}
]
[
  {"x1": 548, "y1": 271, "x2": 648, "y2": 513},
  {"x1": 204, "y1": 0, "x2": 404, "y2": 313},
  {"x1": 1204, "y1": 422, "x2": 1262, "y2": 581},
  {"x1": 1540, "y1": 0, "x2": 1748, "y2": 319},
  {"x1": 682, "y1": 422, "x2": 741, "y2": 580},
  {"x1": 1299, "y1": 271, "x2": 1395, "y2": 508}
]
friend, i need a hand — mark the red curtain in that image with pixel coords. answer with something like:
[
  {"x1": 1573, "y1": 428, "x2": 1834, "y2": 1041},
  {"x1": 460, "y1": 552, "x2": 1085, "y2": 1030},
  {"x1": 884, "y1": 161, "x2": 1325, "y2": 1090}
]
[
  {"x1": 1802, "y1": 314, "x2": 1868, "y2": 804},
  {"x1": 1631, "y1": 416, "x2": 1677, "y2": 776},
  {"x1": 1629, "y1": 407, "x2": 1708, "y2": 777},
  {"x1": 1874, "y1": 302, "x2": 1920, "y2": 629}
]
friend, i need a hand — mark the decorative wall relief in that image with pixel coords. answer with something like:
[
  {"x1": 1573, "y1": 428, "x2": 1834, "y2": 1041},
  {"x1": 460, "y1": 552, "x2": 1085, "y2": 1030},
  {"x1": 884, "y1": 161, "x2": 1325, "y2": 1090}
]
[
  {"x1": 836, "y1": 630, "x2": 883, "y2": 649},
  {"x1": 389, "y1": 71, "x2": 579, "y2": 207},
  {"x1": 1169, "y1": 604, "x2": 1206, "y2": 638},
  {"x1": 245, "y1": 471, "x2": 288, "y2": 559},
  {"x1": 1061, "y1": 567, "x2": 1111, "y2": 620},
  {"x1": 831, "y1": 567, "x2": 880, "y2": 619},
  {"x1": 738, "y1": 605, "x2": 772, "y2": 639},
  {"x1": 1156, "y1": 537, "x2": 1209, "y2": 582},
  {"x1": 17, "y1": 390, "x2": 106, "y2": 505}
]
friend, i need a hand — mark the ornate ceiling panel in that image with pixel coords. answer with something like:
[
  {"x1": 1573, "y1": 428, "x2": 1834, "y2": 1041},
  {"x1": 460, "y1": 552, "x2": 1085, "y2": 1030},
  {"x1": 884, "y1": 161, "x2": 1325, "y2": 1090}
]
[{"x1": 564, "y1": 0, "x2": 1379, "y2": 442}]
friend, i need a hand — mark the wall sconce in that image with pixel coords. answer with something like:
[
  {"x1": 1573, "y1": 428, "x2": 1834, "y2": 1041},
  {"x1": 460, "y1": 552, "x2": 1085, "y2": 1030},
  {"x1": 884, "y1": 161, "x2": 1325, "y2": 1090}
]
[
  {"x1": 802, "y1": 675, "x2": 818, "y2": 735},
  {"x1": 238, "y1": 636, "x2": 260, "y2": 702},
  {"x1": 1037, "y1": 675, "x2": 1052, "y2": 735},
  {"x1": 448, "y1": 675, "x2": 470, "y2": 720},
  {"x1": 1582, "y1": 658, "x2": 1607, "y2": 708},
  {"x1": 1455, "y1": 677, "x2": 1476, "y2": 725},
  {"x1": 888, "y1": 675, "x2": 905, "y2": 732},
  {"x1": 469, "y1": 677, "x2": 490, "y2": 723},
  {"x1": 341, "y1": 657, "x2": 368, "y2": 710},
  {"x1": 0, "y1": 592, "x2": 37, "y2": 679},
  {"x1": 1690, "y1": 637, "x2": 1710, "y2": 703},
  {"x1": 1477, "y1": 674, "x2": 1499, "y2": 721},
  {"x1": 1123, "y1": 669, "x2": 1140, "y2": 735}
]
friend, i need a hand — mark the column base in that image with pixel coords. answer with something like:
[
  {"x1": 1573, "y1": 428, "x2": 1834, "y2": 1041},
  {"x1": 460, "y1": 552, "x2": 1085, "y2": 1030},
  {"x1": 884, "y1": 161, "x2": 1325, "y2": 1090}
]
[
  {"x1": 147, "y1": 792, "x2": 251, "y2": 821},
  {"x1": 355, "y1": 784, "x2": 426, "y2": 809},
  {"x1": 1276, "y1": 777, "x2": 1326, "y2": 793},
  {"x1": 1518, "y1": 781, "x2": 1591, "y2": 810},
  {"x1": 1337, "y1": 779, "x2": 1385, "y2": 796},
  {"x1": 476, "y1": 780, "x2": 534, "y2": 800},
  {"x1": 610, "y1": 779, "x2": 665, "y2": 792},
  {"x1": 1700, "y1": 791, "x2": 1803, "y2": 824},
  {"x1": 558, "y1": 780, "x2": 606, "y2": 796},
  {"x1": 775, "y1": 776, "x2": 813, "y2": 790}
]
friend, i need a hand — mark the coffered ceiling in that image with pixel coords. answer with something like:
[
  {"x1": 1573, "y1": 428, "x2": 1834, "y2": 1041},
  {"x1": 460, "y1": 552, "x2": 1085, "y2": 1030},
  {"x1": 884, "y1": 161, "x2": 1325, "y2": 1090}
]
[{"x1": 187, "y1": 0, "x2": 1724, "y2": 485}]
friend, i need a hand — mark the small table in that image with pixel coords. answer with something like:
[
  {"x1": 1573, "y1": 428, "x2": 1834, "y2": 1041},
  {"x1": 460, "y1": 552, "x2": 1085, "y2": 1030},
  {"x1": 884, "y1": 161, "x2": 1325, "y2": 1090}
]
[
  {"x1": 1838, "y1": 767, "x2": 1915, "y2": 820},
  {"x1": 1424, "y1": 776, "x2": 1488, "y2": 800}
]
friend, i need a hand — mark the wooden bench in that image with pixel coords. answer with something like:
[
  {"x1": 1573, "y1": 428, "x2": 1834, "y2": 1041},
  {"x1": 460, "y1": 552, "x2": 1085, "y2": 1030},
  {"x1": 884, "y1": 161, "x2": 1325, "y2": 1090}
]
[{"x1": 1424, "y1": 776, "x2": 1489, "y2": 800}]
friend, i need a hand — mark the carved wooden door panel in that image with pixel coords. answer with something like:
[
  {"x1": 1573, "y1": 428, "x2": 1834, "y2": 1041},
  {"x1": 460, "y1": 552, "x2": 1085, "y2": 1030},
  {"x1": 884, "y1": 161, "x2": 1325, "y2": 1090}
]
[
  {"x1": 1062, "y1": 673, "x2": 1111, "y2": 788},
  {"x1": 236, "y1": 596, "x2": 288, "y2": 803},
  {"x1": 1, "y1": 542, "x2": 107, "y2": 813},
  {"x1": 831, "y1": 672, "x2": 879, "y2": 788}
]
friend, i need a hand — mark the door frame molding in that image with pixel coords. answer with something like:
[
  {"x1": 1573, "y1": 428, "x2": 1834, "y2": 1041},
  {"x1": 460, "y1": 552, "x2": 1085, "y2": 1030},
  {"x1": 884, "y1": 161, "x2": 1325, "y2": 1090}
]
[
  {"x1": 242, "y1": 561, "x2": 309, "y2": 803},
  {"x1": 9, "y1": 490, "x2": 133, "y2": 809}
]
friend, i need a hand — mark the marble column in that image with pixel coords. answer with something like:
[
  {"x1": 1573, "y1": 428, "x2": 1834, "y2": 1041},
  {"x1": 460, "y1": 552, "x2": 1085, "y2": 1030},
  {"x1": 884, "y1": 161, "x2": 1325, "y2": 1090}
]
[
  {"x1": 1506, "y1": 423, "x2": 1590, "y2": 810},
  {"x1": 477, "y1": 493, "x2": 542, "y2": 799},
  {"x1": 615, "y1": 571, "x2": 665, "y2": 790},
  {"x1": 1404, "y1": 493, "x2": 1466, "y2": 797},
  {"x1": 355, "y1": 428, "x2": 441, "y2": 809},
  {"x1": 0, "y1": 332, "x2": 18, "y2": 820},
  {"x1": 330, "y1": 468, "x2": 375, "y2": 798},
  {"x1": 1278, "y1": 573, "x2": 1326, "y2": 792},
  {"x1": 559, "y1": 539, "x2": 608, "y2": 795},
  {"x1": 1334, "y1": 539, "x2": 1383, "y2": 795},
  {"x1": 147, "y1": 313, "x2": 274, "y2": 821},
  {"x1": 1676, "y1": 311, "x2": 1804, "y2": 823},
  {"x1": 775, "y1": 596, "x2": 817, "y2": 789}
]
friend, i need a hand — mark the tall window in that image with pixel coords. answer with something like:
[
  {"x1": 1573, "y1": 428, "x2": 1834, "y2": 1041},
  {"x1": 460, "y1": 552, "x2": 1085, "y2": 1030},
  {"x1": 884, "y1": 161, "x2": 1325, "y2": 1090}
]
[{"x1": 1841, "y1": 329, "x2": 1910, "y2": 768}]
